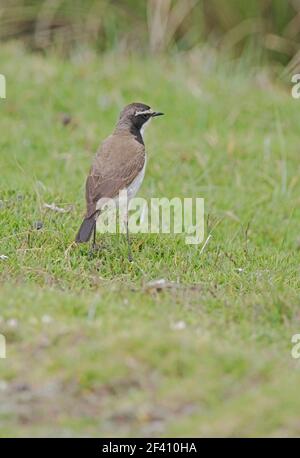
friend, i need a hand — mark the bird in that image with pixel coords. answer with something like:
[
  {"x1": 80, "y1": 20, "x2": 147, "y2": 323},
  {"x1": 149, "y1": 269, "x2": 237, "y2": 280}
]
[{"x1": 75, "y1": 102, "x2": 164, "y2": 260}]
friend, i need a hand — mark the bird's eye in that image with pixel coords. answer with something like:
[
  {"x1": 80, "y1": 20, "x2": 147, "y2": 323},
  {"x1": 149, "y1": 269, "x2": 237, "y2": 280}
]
[{"x1": 142, "y1": 114, "x2": 148, "y2": 119}]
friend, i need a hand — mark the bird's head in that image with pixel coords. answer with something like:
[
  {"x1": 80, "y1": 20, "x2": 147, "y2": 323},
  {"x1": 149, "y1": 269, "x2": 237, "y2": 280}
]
[{"x1": 117, "y1": 102, "x2": 164, "y2": 137}]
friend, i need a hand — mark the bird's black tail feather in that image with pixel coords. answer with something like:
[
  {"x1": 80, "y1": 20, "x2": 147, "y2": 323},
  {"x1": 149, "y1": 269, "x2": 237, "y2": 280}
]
[{"x1": 75, "y1": 215, "x2": 97, "y2": 243}]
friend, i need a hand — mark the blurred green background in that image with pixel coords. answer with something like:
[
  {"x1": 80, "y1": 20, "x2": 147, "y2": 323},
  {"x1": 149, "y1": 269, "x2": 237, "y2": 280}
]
[
  {"x1": 1, "y1": 0, "x2": 300, "y2": 68},
  {"x1": 1, "y1": 0, "x2": 300, "y2": 439}
]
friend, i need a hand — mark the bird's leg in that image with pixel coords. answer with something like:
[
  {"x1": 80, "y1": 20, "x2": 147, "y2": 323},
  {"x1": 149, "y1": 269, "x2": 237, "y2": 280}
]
[
  {"x1": 126, "y1": 221, "x2": 133, "y2": 262},
  {"x1": 92, "y1": 224, "x2": 96, "y2": 250},
  {"x1": 125, "y1": 210, "x2": 133, "y2": 262}
]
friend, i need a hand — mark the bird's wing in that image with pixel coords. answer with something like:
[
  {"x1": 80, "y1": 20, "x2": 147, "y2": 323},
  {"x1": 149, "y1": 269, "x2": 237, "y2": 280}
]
[{"x1": 85, "y1": 134, "x2": 145, "y2": 217}]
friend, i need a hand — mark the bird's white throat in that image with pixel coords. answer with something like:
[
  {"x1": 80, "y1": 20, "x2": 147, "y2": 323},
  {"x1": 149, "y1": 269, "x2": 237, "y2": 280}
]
[{"x1": 140, "y1": 117, "x2": 152, "y2": 140}]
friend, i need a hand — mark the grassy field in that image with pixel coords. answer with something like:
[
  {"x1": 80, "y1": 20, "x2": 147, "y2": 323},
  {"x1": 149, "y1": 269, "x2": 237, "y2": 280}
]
[{"x1": 1, "y1": 42, "x2": 300, "y2": 437}]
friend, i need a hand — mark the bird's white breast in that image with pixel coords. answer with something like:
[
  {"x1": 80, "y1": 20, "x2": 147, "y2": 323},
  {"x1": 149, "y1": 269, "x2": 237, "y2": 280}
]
[
  {"x1": 96, "y1": 155, "x2": 147, "y2": 212},
  {"x1": 127, "y1": 155, "x2": 147, "y2": 200}
]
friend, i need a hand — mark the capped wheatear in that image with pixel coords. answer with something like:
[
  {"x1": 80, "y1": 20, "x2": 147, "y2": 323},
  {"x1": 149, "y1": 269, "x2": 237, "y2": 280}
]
[{"x1": 75, "y1": 102, "x2": 164, "y2": 260}]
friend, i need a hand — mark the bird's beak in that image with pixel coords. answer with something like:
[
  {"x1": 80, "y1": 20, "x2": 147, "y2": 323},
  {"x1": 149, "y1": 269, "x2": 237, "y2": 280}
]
[{"x1": 151, "y1": 111, "x2": 164, "y2": 117}]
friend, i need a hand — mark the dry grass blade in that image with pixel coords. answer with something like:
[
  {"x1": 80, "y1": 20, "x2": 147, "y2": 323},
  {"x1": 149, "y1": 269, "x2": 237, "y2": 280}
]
[
  {"x1": 34, "y1": 0, "x2": 62, "y2": 49},
  {"x1": 147, "y1": 0, "x2": 172, "y2": 53},
  {"x1": 147, "y1": 0, "x2": 199, "y2": 53},
  {"x1": 221, "y1": 18, "x2": 263, "y2": 51},
  {"x1": 43, "y1": 203, "x2": 72, "y2": 213}
]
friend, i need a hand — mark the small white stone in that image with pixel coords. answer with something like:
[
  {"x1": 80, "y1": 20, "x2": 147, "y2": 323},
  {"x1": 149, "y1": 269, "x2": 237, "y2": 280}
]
[
  {"x1": 171, "y1": 320, "x2": 186, "y2": 331},
  {"x1": 7, "y1": 318, "x2": 18, "y2": 328},
  {"x1": 41, "y1": 315, "x2": 53, "y2": 324},
  {"x1": 0, "y1": 380, "x2": 8, "y2": 391}
]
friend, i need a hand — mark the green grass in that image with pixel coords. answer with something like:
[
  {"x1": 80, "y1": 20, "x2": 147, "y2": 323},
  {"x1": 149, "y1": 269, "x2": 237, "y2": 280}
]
[{"x1": 1, "y1": 42, "x2": 300, "y2": 437}]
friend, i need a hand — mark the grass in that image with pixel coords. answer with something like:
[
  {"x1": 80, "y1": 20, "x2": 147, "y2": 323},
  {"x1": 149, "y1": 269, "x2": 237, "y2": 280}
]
[{"x1": 1, "y1": 42, "x2": 300, "y2": 437}]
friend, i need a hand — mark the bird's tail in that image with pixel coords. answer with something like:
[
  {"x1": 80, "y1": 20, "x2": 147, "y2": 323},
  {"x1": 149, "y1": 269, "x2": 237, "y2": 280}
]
[{"x1": 75, "y1": 214, "x2": 97, "y2": 243}]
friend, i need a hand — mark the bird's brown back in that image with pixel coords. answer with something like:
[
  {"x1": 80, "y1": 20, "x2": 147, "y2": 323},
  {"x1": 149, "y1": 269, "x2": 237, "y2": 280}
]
[{"x1": 85, "y1": 130, "x2": 145, "y2": 217}]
